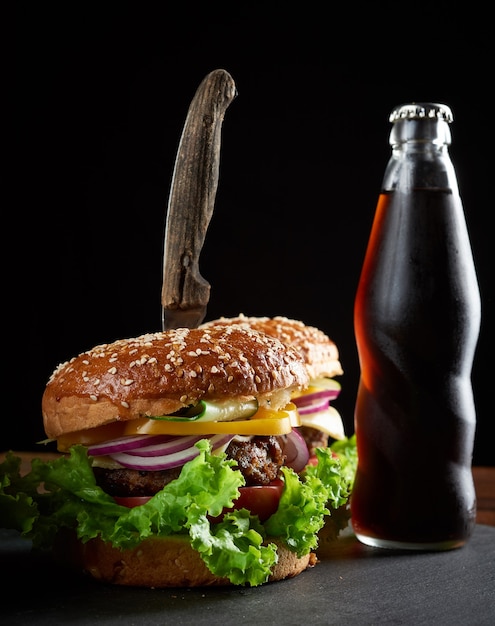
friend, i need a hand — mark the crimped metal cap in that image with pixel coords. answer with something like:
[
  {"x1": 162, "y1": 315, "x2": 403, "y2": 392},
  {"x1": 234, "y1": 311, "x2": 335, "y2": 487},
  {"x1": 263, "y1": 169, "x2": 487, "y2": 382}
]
[{"x1": 389, "y1": 103, "x2": 453, "y2": 124}]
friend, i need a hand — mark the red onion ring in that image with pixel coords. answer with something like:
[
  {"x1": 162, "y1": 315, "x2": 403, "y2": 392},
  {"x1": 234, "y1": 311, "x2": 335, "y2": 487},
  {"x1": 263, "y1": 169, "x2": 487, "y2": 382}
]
[
  {"x1": 124, "y1": 434, "x2": 206, "y2": 457},
  {"x1": 109, "y1": 434, "x2": 234, "y2": 471},
  {"x1": 297, "y1": 398, "x2": 332, "y2": 415},
  {"x1": 88, "y1": 434, "x2": 174, "y2": 456},
  {"x1": 278, "y1": 429, "x2": 309, "y2": 473},
  {"x1": 293, "y1": 389, "x2": 338, "y2": 408}
]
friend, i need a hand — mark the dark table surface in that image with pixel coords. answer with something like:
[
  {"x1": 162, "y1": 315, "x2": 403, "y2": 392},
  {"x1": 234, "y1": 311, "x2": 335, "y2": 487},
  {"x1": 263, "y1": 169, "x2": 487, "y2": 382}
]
[{"x1": 3, "y1": 523, "x2": 494, "y2": 625}]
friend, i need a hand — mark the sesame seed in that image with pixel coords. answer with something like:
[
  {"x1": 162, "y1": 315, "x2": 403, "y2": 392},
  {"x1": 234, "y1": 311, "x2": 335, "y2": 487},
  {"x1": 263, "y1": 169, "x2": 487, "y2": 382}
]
[
  {"x1": 121, "y1": 401, "x2": 130, "y2": 409},
  {"x1": 179, "y1": 394, "x2": 188, "y2": 403},
  {"x1": 108, "y1": 367, "x2": 117, "y2": 375},
  {"x1": 90, "y1": 395, "x2": 98, "y2": 402},
  {"x1": 210, "y1": 365, "x2": 219, "y2": 374}
]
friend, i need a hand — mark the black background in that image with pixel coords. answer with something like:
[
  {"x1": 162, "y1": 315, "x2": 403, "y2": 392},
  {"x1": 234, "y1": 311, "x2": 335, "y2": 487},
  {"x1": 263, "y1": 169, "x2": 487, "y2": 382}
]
[{"x1": 12, "y1": 2, "x2": 492, "y2": 465}]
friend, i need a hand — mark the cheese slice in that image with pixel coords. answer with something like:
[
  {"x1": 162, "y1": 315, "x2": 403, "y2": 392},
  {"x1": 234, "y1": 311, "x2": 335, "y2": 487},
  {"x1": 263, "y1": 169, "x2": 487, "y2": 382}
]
[{"x1": 299, "y1": 405, "x2": 345, "y2": 440}]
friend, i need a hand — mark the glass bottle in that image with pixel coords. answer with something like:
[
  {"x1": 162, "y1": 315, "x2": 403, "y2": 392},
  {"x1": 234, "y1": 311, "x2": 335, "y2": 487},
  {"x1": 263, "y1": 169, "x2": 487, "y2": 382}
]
[{"x1": 351, "y1": 102, "x2": 481, "y2": 550}]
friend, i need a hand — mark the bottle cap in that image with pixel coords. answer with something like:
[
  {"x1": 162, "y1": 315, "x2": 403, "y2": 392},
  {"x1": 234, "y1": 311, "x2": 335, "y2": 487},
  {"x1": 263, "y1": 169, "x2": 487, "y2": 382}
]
[{"x1": 389, "y1": 103, "x2": 453, "y2": 124}]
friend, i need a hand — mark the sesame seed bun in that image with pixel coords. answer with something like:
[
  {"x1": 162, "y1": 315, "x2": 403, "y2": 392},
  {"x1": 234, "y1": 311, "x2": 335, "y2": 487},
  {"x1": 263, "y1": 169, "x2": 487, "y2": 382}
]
[
  {"x1": 200, "y1": 315, "x2": 343, "y2": 380},
  {"x1": 42, "y1": 325, "x2": 309, "y2": 439}
]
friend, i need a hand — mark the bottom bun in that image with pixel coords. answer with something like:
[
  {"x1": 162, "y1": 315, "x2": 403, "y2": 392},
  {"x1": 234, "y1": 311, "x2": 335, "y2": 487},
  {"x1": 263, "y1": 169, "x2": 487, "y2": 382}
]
[{"x1": 53, "y1": 531, "x2": 317, "y2": 587}]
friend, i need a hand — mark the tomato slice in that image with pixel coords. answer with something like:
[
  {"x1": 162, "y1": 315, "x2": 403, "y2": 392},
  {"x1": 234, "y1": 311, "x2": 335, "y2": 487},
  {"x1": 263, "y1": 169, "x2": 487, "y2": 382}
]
[
  {"x1": 114, "y1": 482, "x2": 284, "y2": 521},
  {"x1": 114, "y1": 480, "x2": 284, "y2": 522},
  {"x1": 114, "y1": 495, "x2": 152, "y2": 508},
  {"x1": 208, "y1": 479, "x2": 284, "y2": 523},
  {"x1": 234, "y1": 482, "x2": 284, "y2": 521}
]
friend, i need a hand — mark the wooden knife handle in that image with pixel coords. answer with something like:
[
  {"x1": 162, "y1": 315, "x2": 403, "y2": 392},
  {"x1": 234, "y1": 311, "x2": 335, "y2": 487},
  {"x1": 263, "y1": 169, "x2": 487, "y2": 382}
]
[{"x1": 161, "y1": 69, "x2": 237, "y2": 327}]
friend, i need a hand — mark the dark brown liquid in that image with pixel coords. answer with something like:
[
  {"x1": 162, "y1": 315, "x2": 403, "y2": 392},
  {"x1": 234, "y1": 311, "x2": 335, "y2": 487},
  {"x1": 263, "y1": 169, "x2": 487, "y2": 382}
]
[{"x1": 351, "y1": 189, "x2": 480, "y2": 549}]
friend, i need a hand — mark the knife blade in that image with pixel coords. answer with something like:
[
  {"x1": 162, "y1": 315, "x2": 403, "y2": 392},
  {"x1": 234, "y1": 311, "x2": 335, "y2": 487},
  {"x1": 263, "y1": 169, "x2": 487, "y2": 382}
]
[{"x1": 161, "y1": 69, "x2": 237, "y2": 330}]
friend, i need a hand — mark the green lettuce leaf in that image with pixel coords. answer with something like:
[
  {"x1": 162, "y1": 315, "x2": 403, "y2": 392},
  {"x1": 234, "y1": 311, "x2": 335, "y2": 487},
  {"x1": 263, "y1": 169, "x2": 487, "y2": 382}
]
[
  {"x1": 263, "y1": 438, "x2": 356, "y2": 556},
  {"x1": 329, "y1": 434, "x2": 358, "y2": 492},
  {"x1": 0, "y1": 435, "x2": 357, "y2": 586}
]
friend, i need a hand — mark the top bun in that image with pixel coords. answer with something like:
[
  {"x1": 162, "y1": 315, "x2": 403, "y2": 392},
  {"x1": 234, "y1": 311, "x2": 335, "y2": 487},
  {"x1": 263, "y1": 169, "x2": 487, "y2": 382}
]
[
  {"x1": 42, "y1": 325, "x2": 309, "y2": 439},
  {"x1": 200, "y1": 315, "x2": 343, "y2": 380}
]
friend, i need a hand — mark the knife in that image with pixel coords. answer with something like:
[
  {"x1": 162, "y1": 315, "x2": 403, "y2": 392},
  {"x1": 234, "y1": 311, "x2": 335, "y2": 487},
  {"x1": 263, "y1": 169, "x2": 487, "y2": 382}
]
[{"x1": 161, "y1": 69, "x2": 237, "y2": 330}]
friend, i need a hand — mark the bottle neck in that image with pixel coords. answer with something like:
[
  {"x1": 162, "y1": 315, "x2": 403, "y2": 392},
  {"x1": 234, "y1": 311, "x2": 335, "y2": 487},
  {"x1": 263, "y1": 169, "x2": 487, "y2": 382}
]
[{"x1": 382, "y1": 119, "x2": 458, "y2": 192}]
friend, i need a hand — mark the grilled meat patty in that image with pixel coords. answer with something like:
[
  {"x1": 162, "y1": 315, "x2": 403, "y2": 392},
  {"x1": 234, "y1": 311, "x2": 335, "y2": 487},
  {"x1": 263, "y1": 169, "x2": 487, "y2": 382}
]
[{"x1": 93, "y1": 436, "x2": 286, "y2": 496}]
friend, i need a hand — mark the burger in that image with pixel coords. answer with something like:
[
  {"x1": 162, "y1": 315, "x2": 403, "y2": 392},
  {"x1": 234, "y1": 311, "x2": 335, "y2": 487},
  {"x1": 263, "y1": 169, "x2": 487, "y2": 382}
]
[{"x1": 0, "y1": 324, "x2": 355, "y2": 587}]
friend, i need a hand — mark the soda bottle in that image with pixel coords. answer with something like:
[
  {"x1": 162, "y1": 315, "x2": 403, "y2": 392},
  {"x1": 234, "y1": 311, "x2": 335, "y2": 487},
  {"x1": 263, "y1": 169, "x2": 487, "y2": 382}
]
[{"x1": 351, "y1": 103, "x2": 481, "y2": 550}]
